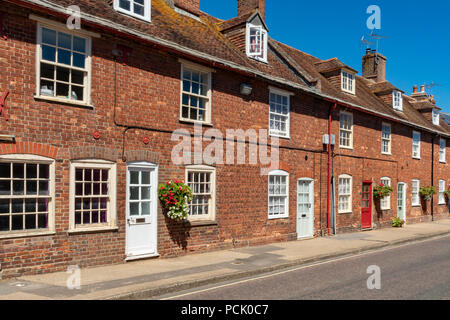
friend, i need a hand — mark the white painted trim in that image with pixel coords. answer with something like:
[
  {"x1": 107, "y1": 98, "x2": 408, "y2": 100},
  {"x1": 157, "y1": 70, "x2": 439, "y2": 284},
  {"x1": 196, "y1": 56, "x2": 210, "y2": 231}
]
[
  {"x1": 113, "y1": 0, "x2": 151, "y2": 22},
  {"x1": 412, "y1": 131, "x2": 421, "y2": 159},
  {"x1": 380, "y1": 177, "x2": 392, "y2": 210},
  {"x1": 381, "y1": 122, "x2": 392, "y2": 155},
  {"x1": 68, "y1": 160, "x2": 117, "y2": 233},
  {"x1": 125, "y1": 162, "x2": 158, "y2": 258},
  {"x1": 179, "y1": 63, "x2": 213, "y2": 125},
  {"x1": 397, "y1": 182, "x2": 407, "y2": 223},
  {"x1": 269, "y1": 88, "x2": 291, "y2": 139},
  {"x1": 268, "y1": 169, "x2": 289, "y2": 220},
  {"x1": 297, "y1": 178, "x2": 315, "y2": 239},
  {"x1": 411, "y1": 179, "x2": 420, "y2": 207},
  {"x1": 338, "y1": 174, "x2": 353, "y2": 214},
  {"x1": 35, "y1": 22, "x2": 93, "y2": 105},
  {"x1": 0, "y1": 155, "x2": 56, "y2": 236},
  {"x1": 339, "y1": 111, "x2": 354, "y2": 149},
  {"x1": 185, "y1": 165, "x2": 216, "y2": 222},
  {"x1": 246, "y1": 22, "x2": 268, "y2": 63},
  {"x1": 341, "y1": 70, "x2": 356, "y2": 95}
]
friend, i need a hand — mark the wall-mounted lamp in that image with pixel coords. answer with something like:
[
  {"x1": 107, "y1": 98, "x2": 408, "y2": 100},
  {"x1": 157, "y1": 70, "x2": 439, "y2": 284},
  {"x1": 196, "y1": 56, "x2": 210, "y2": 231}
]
[{"x1": 240, "y1": 84, "x2": 252, "y2": 96}]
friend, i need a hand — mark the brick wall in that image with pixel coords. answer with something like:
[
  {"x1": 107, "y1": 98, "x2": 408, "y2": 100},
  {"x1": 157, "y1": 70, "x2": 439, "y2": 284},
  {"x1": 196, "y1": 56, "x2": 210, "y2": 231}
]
[{"x1": 0, "y1": 2, "x2": 448, "y2": 278}]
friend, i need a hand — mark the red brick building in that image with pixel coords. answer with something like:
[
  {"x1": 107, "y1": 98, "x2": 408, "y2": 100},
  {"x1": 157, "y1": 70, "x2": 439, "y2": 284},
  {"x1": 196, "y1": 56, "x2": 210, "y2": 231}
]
[{"x1": 0, "y1": 0, "x2": 449, "y2": 278}]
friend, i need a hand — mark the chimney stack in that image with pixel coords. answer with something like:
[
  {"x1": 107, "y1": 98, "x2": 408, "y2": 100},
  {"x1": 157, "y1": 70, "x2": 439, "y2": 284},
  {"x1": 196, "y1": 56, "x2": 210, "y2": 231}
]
[
  {"x1": 362, "y1": 49, "x2": 387, "y2": 83},
  {"x1": 238, "y1": 0, "x2": 265, "y2": 20}
]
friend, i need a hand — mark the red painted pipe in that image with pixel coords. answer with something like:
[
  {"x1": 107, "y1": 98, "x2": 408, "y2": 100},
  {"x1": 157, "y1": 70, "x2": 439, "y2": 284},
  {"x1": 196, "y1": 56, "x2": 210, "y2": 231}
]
[{"x1": 327, "y1": 103, "x2": 336, "y2": 235}]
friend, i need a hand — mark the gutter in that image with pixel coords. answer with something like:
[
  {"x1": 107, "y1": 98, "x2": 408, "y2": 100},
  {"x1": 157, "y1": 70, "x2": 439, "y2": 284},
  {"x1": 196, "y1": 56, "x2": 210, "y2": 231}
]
[{"x1": 6, "y1": 0, "x2": 450, "y2": 139}]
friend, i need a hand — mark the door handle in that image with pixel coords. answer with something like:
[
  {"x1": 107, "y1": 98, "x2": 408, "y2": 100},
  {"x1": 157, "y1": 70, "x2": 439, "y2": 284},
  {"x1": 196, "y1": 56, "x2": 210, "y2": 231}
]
[{"x1": 302, "y1": 214, "x2": 307, "y2": 218}]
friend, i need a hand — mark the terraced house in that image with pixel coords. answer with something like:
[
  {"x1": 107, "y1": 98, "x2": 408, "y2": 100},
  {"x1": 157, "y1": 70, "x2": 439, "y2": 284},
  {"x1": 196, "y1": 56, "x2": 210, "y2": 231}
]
[{"x1": 0, "y1": 0, "x2": 449, "y2": 278}]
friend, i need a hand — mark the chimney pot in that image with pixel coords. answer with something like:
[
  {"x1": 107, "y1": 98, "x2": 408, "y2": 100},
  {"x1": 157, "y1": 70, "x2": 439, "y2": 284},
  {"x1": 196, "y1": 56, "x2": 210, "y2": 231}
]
[
  {"x1": 420, "y1": 85, "x2": 425, "y2": 93},
  {"x1": 413, "y1": 85, "x2": 418, "y2": 94}
]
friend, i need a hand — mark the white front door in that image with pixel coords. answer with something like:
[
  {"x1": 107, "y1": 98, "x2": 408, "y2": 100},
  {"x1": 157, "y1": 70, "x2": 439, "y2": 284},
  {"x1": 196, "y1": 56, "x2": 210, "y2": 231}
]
[
  {"x1": 397, "y1": 183, "x2": 407, "y2": 222},
  {"x1": 126, "y1": 162, "x2": 158, "y2": 260},
  {"x1": 297, "y1": 179, "x2": 314, "y2": 239}
]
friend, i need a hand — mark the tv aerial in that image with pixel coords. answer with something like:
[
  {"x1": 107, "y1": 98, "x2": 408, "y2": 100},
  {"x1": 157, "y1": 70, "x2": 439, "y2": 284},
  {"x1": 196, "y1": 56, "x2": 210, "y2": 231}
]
[
  {"x1": 369, "y1": 31, "x2": 388, "y2": 53},
  {"x1": 360, "y1": 36, "x2": 374, "y2": 49},
  {"x1": 424, "y1": 81, "x2": 440, "y2": 95}
]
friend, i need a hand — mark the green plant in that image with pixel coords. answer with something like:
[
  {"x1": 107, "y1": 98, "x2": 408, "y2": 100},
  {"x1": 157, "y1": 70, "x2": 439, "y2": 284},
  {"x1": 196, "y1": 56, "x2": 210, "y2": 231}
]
[
  {"x1": 419, "y1": 186, "x2": 437, "y2": 201},
  {"x1": 392, "y1": 217, "x2": 405, "y2": 228},
  {"x1": 158, "y1": 180, "x2": 193, "y2": 221},
  {"x1": 444, "y1": 189, "x2": 450, "y2": 199},
  {"x1": 373, "y1": 184, "x2": 394, "y2": 200}
]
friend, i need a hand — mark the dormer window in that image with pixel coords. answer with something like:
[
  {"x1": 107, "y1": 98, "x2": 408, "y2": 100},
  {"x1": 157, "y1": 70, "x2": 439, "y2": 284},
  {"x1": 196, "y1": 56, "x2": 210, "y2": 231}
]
[
  {"x1": 113, "y1": 0, "x2": 151, "y2": 22},
  {"x1": 341, "y1": 71, "x2": 355, "y2": 94},
  {"x1": 393, "y1": 90, "x2": 403, "y2": 111},
  {"x1": 246, "y1": 23, "x2": 267, "y2": 62},
  {"x1": 432, "y1": 109, "x2": 440, "y2": 125}
]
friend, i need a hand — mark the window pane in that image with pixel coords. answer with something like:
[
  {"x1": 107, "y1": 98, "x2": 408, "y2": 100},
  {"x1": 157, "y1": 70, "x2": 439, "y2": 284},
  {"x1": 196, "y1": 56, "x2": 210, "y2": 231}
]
[
  {"x1": 41, "y1": 63, "x2": 55, "y2": 80},
  {"x1": 12, "y1": 215, "x2": 23, "y2": 230},
  {"x1": 119, "y1": 0, "x2": 131, "y2": 10},
  {"x1": 42, "y1": 45, "x2": 56, "y2": 61},
  {"x1": 73, "y1": 36, "x2": 86, "y2": 53},
  {"x1": 42, "y1": 28, "x2": 56, "y2": 45},
  {"x1": 73, "y1": 53, "x2": 85, "y2": 68},
  {"x1": 56, "y1": 67, "x2": 70, "y2": 82}
]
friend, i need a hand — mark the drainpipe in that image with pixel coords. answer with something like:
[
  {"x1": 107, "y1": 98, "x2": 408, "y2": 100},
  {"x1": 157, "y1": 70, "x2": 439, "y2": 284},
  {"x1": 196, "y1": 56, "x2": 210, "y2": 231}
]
[
  {"x1": 327, "y1": 103, "x2": 337, "y2": 235},
  {"x1": 431, "y1": 134, "x2": 438, "y2": 221}
]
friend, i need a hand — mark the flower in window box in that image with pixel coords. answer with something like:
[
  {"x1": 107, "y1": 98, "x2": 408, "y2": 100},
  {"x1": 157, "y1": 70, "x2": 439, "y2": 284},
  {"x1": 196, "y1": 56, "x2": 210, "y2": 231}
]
[
  {"x1": 373, "y1": 184, "x2": 393, "y2": 200},
  {"x1": 419, "y1": 186, "x2": 436, "y2": 201},
  {"x1": 158, "y1": 180, "x2": 193, "y2": 221}
]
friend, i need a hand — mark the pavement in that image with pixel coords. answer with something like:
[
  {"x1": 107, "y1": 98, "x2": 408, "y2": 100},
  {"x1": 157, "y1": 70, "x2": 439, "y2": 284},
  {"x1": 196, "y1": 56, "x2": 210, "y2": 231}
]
[{"x1": 1, "y1": 218, "x2": 450, "y2": 300}]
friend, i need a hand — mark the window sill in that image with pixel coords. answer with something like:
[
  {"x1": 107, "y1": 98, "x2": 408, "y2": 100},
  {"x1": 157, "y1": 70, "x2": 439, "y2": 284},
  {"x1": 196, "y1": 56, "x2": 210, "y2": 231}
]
[
  {"x1": 382, "y1": 152, "x2": 392, "y2": 156},
  {"x1": 340, "y1": 146, "x2": 354, "y2": 150},
  {"x1": 179, "y1": 119, "x2": 213, "y2": 127},
  {"x1": 338, "y1": 211, "x2": 353, "y2": 215},
  {"x1": 34, "y1": 95, "x2": 94, "y2": 109},
  {"x1": 187, "y1": 220, "x2": 218, "y2": 227},
  {"x1": 412, "y1": 157, "x2": 421, "y2": 160},
  {"x1": 411, "y1": 204, "x2": 421, "y2": 207},
  {"x1": 67, "y1": 226, "x2": 119, "y2": 235},
  {"x1": 269, "y1": 133, "x2": 290, "y2": 140},
  {"x1": 268, "y1": 216, "x2": 290, "y2": 221},
  {"x1": 0, "y1": 230, "x2": 55, "y2": 240}
]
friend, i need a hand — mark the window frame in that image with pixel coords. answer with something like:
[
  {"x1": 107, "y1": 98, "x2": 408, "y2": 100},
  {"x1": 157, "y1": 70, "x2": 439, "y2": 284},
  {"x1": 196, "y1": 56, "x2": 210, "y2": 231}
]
[
  {"x1": 412, "y1": 131, "x2": 421, "y2": 159},
  {"x1": 411, "y1": 179, "x2": 420, "y2": 207},
  {"x1": 246, "y1": 22, "x2": 268, "y2": 63},
  {"x1": 268, "y1": 169, "x2": 289, "y2": 220},
  {"x1": 338, "y1": 174, "x2": 353, "y2": 214},
  {"x1": 185, "y1": 165, "x2": 216, "y2": 222},
  {"x1": 393, "y1": 91, "x2": 403, "y2": 111},
  {"x1": 339, "y1": 111, "x2": 354, "y2": 149},
  {"x1": 113, "y1": 0, "x2": 151, "y2": 22},
  {"x1": 381, "y1": 122, "x2": 392, "y2": 155},
  {"x1": 68, "y1": 159, "x2": 117, "y2": 233},
  {"x1": 35, "y1": 22, "x2": 92, "y2": 106},
  {"x1": 0, "y1": 154, "x2": 56, "y2": 239},
  {"x1": 269, "y1": 87, "x2": 292, "y2": 139},
  {"x1": 380, "y1": 177, "x2": 391, "y2": 210},
  {"x1": 432, "y1": 109, "x2": 440, "y2": 126},
  {"x1": 179, "y1": 62, "x2": 213, "y2": 125},
  {"x1": 439, "y1": 138, "x2": 446, "y2": 163},
  {"x1": 341, "y1": 71, "x2": 355, "y2": 94},
  {"x1": 438, "y1": 180, "x2": 446, "y2": 205}
]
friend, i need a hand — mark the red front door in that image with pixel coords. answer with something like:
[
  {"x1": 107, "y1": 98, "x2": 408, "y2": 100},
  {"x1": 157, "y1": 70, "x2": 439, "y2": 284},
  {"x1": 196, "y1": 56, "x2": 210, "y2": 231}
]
[{"x1": 361, "y1": 182, "x2": 373, "y2": 229}]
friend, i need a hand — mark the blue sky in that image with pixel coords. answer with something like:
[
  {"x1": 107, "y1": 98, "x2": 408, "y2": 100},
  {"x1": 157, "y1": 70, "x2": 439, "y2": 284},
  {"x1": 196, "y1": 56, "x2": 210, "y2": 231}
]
[{"x1": 200, "y1": 0, "x2": 450, "y2": 113}]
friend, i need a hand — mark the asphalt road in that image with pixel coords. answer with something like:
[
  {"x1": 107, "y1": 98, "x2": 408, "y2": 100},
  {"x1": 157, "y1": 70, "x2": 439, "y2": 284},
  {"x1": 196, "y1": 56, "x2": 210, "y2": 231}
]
[{"x1": 158, "y1": 235, "x2": 450, "y2": 300}]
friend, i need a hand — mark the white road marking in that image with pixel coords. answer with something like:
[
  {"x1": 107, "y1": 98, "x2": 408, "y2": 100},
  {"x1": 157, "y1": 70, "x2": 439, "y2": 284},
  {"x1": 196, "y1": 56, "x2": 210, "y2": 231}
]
[{"x1": 161, "y1": 234, "x2": 450, "y2": 300}]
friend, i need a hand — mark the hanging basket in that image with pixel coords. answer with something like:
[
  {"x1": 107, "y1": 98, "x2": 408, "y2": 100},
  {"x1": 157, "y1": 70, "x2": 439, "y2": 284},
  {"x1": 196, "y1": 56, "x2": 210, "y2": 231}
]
[{"x1": 158, "y1": 180, "x2": 193, "y2": 221}]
